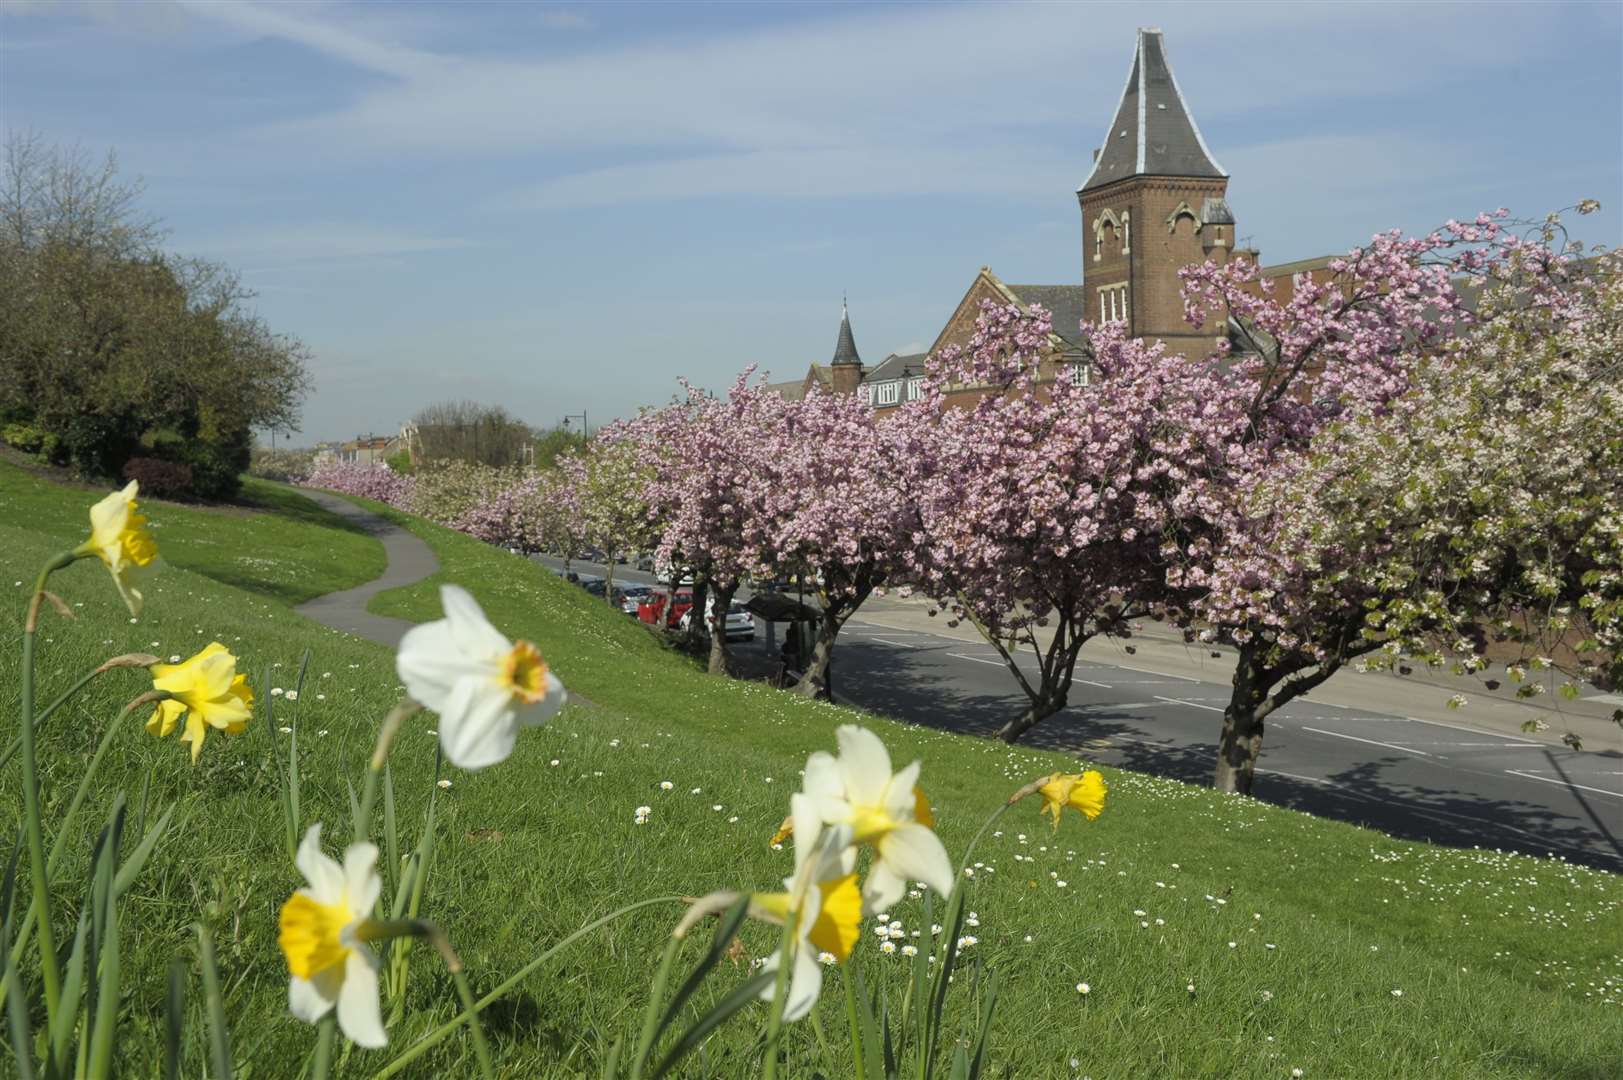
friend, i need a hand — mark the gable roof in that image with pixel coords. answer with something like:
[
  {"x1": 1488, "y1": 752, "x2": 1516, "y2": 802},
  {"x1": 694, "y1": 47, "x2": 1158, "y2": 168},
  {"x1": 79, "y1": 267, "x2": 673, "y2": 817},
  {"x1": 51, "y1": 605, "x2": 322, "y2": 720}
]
[
  {"x1": 863, "y1": 352, "x2": 928, "y2": 384},
  {"x1": 1005, "y1": 284, "x2": 1089, "y2": 349},
  {"x1": 1079, "y1": 28, "x2": 1226, "y2": 193}
]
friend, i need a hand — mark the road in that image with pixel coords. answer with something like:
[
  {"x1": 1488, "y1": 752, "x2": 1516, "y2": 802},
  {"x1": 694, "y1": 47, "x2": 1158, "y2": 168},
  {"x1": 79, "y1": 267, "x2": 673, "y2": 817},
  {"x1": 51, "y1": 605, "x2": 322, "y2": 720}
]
[{"x1": 540, "y1": 557, "x2": 1623, "y2": 873}]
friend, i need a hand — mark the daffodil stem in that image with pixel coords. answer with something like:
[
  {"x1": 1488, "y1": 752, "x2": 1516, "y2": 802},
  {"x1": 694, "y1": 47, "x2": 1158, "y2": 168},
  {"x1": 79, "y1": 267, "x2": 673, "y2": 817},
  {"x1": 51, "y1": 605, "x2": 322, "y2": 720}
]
[
  {"x1": 16, "y1": 548, "x2": 77, "y2": 1030},
  {"x1": 0, "y1": 666, "x2": 107, "y2": 773},
  {"x1": 372, "y1": 896, "x2": 684, "y2": 1080},
  {"x1": 844, "y1": 966, "x2": 866, "y2": 1079},
  {"x1": 2, "y1": 697, "x2": 150, "y2": 984},
  {"x1": 760, "y1": 913, "x2": 797, "y2": 1080},
  {"x1": 356, "y1": 701, "x2": 420, "y2": 845},
  {"x1": 312, "y1": 1015, "x2": 337, "y2": 1080},
  {"x1": 629, "y1": 934, "x2": 681, "y2": 1078},
  {"x1": 958, "y1": 775, "x2": 1047, "y2": 874}
]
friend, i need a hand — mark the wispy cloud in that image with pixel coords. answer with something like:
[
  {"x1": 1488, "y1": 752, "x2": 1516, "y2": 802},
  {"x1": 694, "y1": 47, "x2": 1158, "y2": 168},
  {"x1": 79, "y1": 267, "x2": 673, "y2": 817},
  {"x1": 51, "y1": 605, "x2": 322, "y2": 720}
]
[
  {"x1": 174, "y1": 221, "x2": 472, "y2": 266},
  {"x1": 538, "y1": 9, "x2": 593, "y2": 32}
]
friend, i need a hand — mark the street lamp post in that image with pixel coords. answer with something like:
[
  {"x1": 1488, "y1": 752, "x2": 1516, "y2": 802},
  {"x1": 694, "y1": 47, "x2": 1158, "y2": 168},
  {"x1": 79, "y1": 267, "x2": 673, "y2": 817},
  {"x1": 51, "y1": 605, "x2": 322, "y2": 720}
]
[{"x1": 560, "y1": 411, "x2": 588, "y2": 438}]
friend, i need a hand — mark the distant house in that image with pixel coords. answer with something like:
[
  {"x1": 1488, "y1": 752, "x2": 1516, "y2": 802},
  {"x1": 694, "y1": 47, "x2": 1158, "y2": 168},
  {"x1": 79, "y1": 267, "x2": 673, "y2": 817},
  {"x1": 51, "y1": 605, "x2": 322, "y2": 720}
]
[{"x1": 338, "y1": 435, "x2": 399, "y2": 466}]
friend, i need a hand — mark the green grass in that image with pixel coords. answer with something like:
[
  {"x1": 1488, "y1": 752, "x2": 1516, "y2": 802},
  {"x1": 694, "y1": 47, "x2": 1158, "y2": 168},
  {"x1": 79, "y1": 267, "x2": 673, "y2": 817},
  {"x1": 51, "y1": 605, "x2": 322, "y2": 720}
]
[
  {"x1": 0, "y1": 459, "x2": 386, "y2": 605},
  {"x1": 3, "y1": 468, "x2": 1621, "y2": 1078}
]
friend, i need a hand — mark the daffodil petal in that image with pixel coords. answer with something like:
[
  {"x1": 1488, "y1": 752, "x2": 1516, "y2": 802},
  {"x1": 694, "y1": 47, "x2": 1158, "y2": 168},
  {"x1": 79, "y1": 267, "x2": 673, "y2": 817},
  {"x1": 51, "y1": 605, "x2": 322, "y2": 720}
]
[
  {"x1": 295, "y1": 825, "x2": 346, "y2": 905},
  {"x1": 780, "y1": 942, "x2": 825, "y2": 1022},
  {"x1": 337, "y1": 948, "x2": 387, "y2": 1048},
  {"x1": 833, "y1": 725, "x2": 892, "y2": 804},
  {"x1": 288, "y1": 971, "x2": 339, "y2": 1024},
  {"x1": 877, "y1": 822, "x2": 954, "y2": 897},
  {"x1": 437, "y1": 675, "x2": 518, "y2": 771},
  {"x1": 440, "y1": 584, "x2": 510, "y2": 660},
  {"x1": 515, "y1": 669, "x2": 567, "y2": 728},
  {"x1": 343, "y1": 842, "x2": 382, "y2": 915},
  {"x1": 395, "y1": 618, "x2": 473, "y2": 711},
  {"x1": 883, "y1": 760, "x2": 921, "y2": 822},
  {"x1": 861, "y1": 860, "x2": 907, "y2": 913}
]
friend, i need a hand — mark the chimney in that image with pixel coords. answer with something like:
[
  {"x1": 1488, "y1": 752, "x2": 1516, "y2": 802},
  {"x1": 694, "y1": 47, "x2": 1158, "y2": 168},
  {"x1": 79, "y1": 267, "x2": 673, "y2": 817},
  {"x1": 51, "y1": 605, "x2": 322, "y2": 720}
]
[{"x1": 1091, "y1": 148, "x2": 1100, "y2": 162}]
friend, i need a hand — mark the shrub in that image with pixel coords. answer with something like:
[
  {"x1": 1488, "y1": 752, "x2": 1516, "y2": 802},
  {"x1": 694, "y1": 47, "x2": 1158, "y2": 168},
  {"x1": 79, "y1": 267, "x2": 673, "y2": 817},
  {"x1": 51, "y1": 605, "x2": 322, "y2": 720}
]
[
  {"x1": 249, "y1": 447, "x2": 317, "y2": 483},
  {"x1": 2, "y1": 420, "x2": 46, "y2": 454},
  {"x1": 181, "y1": 428, "x2": 252, "y2": 500},
  {"x1": 121, "y1": 456, "x2": 195, "y2": 498}
]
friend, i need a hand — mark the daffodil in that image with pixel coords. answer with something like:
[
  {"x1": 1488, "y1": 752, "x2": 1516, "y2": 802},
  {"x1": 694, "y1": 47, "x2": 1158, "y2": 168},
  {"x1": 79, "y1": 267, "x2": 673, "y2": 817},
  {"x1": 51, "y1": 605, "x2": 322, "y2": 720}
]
[
  {"x1": 396, "y1": 584, "x2": 566, "y2": 770},
  {"x1": 75, "y1": 480, "x2": 157, "y2": 616},
  {"x1": 277, "y1": 824, "x2": 387, "y2": 1048},
  {"x1": 146, "y1": 642, "x2": 252, "y2": 763},
  {"x1": 677, "y1": 795, "x2": 863, "y2": 1022},
  {"x1": 1037, "y1": 770, "x2": 1108, "y2": 831},
  {"x1": 800, "y1": 725, "x2": 953, "y2": 910}
]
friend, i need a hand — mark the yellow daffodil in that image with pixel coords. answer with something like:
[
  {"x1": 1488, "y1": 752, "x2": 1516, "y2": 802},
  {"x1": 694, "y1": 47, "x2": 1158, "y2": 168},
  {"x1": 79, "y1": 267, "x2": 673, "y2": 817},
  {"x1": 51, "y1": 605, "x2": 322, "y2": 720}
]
[
  {"x1": 1037, "y1": 770, "x2": 1108, "y2": 831},
  {"x1": 75, "y1": 480, "x2": 157, "y2": 616},
  {"x1": 146, "y1": 642, "x2": 252, "y2": 763},
  {"x1": 679, "y1": 796, "x2": 862, "y2": 1022},
  {"x1": 396, "y1": 585, "x2": 566, "y2": 770},
  {"x1": 801, "y1": 725, "x2": 952, "y2": 910},
  {"x1": 278, "y1": 824, "x2": 387, "y2": 1048}
]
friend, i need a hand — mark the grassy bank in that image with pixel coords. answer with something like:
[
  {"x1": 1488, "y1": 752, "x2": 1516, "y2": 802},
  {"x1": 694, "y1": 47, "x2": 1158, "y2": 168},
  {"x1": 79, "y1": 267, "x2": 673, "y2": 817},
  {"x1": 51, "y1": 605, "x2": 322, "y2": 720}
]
[{"x1": 2, "y1": 465, "x2": 1619, "y2": 1077}]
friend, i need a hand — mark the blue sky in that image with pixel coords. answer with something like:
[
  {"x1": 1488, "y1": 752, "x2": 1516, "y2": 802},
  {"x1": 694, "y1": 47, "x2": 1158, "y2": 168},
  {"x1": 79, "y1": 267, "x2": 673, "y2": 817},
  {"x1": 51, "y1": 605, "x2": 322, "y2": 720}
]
[{"x1": 3, "y1": 0, "x2": 1619, "y2": 444}]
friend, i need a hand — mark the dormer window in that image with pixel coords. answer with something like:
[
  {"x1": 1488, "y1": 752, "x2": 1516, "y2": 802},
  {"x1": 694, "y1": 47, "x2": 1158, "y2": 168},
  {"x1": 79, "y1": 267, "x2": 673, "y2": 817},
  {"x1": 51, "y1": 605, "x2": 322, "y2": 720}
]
[{"x1": 875, "y1": 381, "x2": 900, "y2": 406}]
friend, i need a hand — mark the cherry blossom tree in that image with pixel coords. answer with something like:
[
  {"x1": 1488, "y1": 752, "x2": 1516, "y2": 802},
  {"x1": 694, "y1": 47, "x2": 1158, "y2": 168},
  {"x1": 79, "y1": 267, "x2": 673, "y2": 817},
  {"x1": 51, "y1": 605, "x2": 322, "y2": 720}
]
[
  {"x1": 556, "y1": 434, "x2": 656, "y2": 605},
  {"x1": 741, "y1": 386, "x2": 914, "y2": 699},
  {"x1": 897, "y1": 303, "x2": 1250, "y2": 741},
  {"x1": 1199, "y1": 238, "x2": 1621, "y2": 790},
  {"x1": 636, "y1": 376, "x2": 772, "y2": 674},
  {"x1": 1177, "y1": 211, "x2": 1619, "y2": 792}
]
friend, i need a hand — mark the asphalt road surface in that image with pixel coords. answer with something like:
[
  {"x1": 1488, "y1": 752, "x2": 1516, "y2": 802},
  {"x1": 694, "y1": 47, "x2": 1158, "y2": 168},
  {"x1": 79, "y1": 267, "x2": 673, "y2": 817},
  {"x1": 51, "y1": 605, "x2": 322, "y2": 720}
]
[{"x1": 539, "y1": 556, "x2": 1623, "y2": 873}]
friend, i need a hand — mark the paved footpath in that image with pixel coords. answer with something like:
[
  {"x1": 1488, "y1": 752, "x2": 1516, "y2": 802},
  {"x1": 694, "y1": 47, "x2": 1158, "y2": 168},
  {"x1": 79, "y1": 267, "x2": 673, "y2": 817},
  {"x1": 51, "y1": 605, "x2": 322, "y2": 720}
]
[{"x1": 293, "y1": 490, "x2": 440, "y2": 647}]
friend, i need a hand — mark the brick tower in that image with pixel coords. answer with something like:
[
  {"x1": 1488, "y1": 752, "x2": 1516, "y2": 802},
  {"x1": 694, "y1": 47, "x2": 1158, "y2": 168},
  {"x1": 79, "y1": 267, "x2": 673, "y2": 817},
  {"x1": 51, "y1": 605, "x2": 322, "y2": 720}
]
[
  {"x1": 828, "y1": 299, "x2": 864, "y2": 395},
  {"x1": 1078, "y1": 28, "x2": 1236, "y2": 358}
]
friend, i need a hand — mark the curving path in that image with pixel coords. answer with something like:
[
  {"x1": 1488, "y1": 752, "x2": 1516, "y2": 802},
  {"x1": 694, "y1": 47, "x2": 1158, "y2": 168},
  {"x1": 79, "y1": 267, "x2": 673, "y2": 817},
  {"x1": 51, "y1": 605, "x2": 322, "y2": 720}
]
[{"x1": 294, "y1": 489, "x2": 440, "y2": 647}]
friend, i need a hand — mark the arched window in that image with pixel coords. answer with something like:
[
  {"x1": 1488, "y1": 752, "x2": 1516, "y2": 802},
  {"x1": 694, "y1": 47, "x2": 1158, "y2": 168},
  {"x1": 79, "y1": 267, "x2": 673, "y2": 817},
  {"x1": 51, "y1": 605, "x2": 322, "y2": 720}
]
[{"x1": 1121, "y1": 210, "x2": 1131, "y2": 253}]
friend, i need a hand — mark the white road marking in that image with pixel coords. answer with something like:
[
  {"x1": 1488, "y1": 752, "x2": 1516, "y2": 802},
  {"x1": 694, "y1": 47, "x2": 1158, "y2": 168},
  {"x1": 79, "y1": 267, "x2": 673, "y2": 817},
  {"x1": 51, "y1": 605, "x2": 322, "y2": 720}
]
[
  {"x1": 1075, "y1": 678, "x2": 1113, "y2": 689},
  {"x1": 1441, "y1": 742, "x2": 1545, "y2": 749},
  {"x1": 865, "y1": 636, "x2": 917, "y2": 648},
  {"x1": 1112, "y1": 665, "x2": 1200, "y2": 683},
  {"x1": 1259, "y1": 769, "x2": 1329, "y2": 785},
  {"x1": 1153, "y1": 695, "x2": 1225, "y2": 713},
  {"x1": 947, "y1": 652, "x2": 1006, "y2": 667},
  {"x1": 1404, "y1": 715, "x2": 1530, "y2": 741},
  {"x1": 1299, "y1": 726, "x2": 1433, "y2": 757},
  {"x1": 1503, "y1": 770, "x2": 1623, "y2": 799}
]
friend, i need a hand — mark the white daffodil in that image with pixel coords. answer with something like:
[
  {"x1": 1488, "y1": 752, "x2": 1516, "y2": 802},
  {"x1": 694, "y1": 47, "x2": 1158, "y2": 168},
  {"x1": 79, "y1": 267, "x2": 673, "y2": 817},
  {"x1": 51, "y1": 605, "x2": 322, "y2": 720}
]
[
  {"x1": 396, "y1": 584, "x2": 566, "y2": 770},
  {"x1": 801, "y1": 725, "x2": 953, "y2": 910},
  {"x1": 676, "y1": 795, "x2": 861, "y2": 1023},
  {"x1": 277, "y1": 825, "x2": 386, "y2": 1048}
]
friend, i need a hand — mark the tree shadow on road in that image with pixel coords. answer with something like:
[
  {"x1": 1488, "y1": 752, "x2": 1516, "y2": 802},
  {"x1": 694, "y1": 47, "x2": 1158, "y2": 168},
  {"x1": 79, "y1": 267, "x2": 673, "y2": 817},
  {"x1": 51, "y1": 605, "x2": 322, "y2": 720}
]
[{"x1": 814, "y1": 638, "x2": 1623, "y2": 874}]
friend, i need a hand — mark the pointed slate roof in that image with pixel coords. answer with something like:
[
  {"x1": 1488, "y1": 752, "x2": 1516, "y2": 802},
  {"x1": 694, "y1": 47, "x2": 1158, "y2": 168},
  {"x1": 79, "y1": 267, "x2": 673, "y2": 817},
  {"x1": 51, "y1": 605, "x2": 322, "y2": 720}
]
[
  {"x1": 1078, "y1": 28, "x2": 1226, "y2": 193},
  {"x1": 831, "y1": 300, "x2": 861, "y2": 366}
]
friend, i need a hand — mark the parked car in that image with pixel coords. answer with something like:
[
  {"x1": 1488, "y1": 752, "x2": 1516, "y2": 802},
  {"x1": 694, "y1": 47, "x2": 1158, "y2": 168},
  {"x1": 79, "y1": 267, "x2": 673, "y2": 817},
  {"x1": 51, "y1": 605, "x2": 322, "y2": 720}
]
[
  {"x1": 580, "y1": 576, "x2": 606, "y2": 596},
  {"x1": 619, "y1": 585, "x2": 654, "y2": 615},
  {"x1": 678, "y1": 600, "x2": 756, "y2": 642}
]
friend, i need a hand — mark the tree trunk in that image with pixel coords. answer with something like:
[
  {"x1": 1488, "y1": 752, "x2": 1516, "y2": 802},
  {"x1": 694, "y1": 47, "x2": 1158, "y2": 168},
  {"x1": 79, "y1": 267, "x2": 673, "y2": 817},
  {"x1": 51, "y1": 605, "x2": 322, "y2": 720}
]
[
  {"x1": 706, "y1": 582, "x2": 737, "y2": 676},
  {"x1": 795, "y1": 607, "x2": 842, "y2": 700},
  {"x1": 603, "y1": 556, "x2": 617, "y2": 607},
  {"x1": 1214, "y1": 644, "x2": 1266, "y2": 795},
  {"x1": 995, "y1": 690, "x2": 1065, "y2": 743}
]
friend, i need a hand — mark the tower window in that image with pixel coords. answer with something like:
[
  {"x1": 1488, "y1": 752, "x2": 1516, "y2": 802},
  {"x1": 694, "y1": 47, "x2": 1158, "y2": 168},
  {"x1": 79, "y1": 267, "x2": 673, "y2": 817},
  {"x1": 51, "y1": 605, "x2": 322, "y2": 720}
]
[
  {"x1": 1098, "y1": 283, "x2": 1129, "y2": 324},
  {"x1": 1121, "y1": 211, "x2": 1130, "y2": 254}
]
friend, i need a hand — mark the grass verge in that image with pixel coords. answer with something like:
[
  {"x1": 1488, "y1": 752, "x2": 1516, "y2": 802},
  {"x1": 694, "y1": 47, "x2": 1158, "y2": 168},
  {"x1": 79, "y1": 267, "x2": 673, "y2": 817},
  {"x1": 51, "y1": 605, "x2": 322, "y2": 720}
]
[{"x1": 1, "y1": 468, "x2": 1619, "y2": 1078}]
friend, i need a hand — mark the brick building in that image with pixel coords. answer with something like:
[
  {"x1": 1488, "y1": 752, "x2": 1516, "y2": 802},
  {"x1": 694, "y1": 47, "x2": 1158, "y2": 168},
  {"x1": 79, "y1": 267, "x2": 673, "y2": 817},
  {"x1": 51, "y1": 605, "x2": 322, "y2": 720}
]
[{"x1": 770, "y1": 27, "x2": 1345, "y2": 411}]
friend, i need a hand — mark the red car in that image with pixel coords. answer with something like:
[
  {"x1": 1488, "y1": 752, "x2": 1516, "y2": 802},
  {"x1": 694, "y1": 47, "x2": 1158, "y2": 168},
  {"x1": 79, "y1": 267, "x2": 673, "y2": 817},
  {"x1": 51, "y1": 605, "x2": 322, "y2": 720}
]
[{"x1": 636, "y1": 588, "x2": 694, "y2": 629}]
